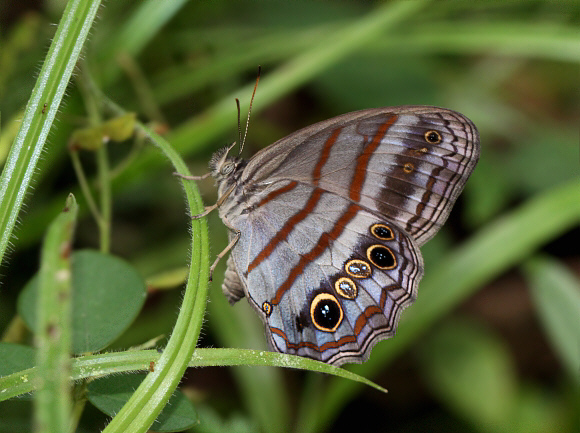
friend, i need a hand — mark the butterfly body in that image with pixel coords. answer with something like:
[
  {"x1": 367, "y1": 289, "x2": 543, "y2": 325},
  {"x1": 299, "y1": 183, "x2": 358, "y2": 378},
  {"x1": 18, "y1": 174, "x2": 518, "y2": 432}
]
[{"x1": 209, "y1": 106, "x2": 479, "y2": 365}]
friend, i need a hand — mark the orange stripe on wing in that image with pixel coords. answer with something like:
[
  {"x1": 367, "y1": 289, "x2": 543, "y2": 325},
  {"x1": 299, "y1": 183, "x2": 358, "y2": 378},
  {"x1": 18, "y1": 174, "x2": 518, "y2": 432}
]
[
  {"x1": 255, "y1": 180, "x2": 298, "y2": 207},
  {"x1": 270, "y1": 203, "x2": 359, "y2": 305},
  {"x1": 248, "y1": 187, "x2": 324, "y2": 273},
  {"x1": 349, "y1": 114, "x2": 398, "y2": 201},
  {"x1": 270, "y1": 114, "x2": 399, "y2": 306},
  {"x1": 354, "y1": 306, "x2": 383, "y2": 335},
  {"x1": 271, "y1": 284, "x2": 405, "y2": 354},
  {"x1": 247, "y1": 127, "x2": 342, "y2": 273},
  {"x1": 270, "y1": 326, "x2": 357, "y2": 352},
  {"x1": 313, "y1": 127, "x2": 341, "y2": 181}
]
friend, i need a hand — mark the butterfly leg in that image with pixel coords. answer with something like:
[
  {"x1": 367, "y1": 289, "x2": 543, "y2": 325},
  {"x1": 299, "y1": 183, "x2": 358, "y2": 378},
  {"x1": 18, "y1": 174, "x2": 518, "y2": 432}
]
[
  {"x1": 191, "y1": 203, "x2": 219, "y2": 220},
  {"x1": 209, "y1": 228, "x2": 240, "y2": 281},
  {"x1": 191, "y1": 183, "x2": 236, "y2": 220},
  {"x1": 173, "y1": 172, "x2": 212, "y2": 181}
]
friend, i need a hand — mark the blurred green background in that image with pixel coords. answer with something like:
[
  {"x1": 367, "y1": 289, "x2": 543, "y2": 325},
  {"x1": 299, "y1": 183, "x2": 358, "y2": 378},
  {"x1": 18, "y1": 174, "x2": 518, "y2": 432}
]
[{"x1": 0, "y1": 0, "x2": 578, "y2": 432}]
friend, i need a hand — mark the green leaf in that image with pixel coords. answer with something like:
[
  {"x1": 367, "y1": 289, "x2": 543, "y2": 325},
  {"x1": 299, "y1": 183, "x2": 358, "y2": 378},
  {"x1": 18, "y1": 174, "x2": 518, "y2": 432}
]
[
  {"x1": 69, "y1": 113, "x2": 137, "y2": 150},
  {"x1": 188, "y1": 348, "x2": 386, "y2": 393},
  {"x1": 508, "y1": 384, "x2": 571, "y2": 433},
  {"x1": 101, "y1": 113, "x2": 137, "y2": 142},
  {"x1": 18, "y1": 249, "x2": 147, "y2": 354},
  {"x1": 69, "y1": 126, "x2": 104, "y2": 150},
  {"x1": 0, "y1": 343, "x2": 36, "y2": 376},
  {"x1": 88, "y1": 374, "x2": 197, "y2": 433},
  {"x1": 191, "y1": 405, "x2": 255, "y2": 433},
  {"x1": 417, "y1": 319, "x2": 517, "y2": 431},
  {"x1": 97, "y1": 0, "x2": 191, "y2": 84},
  {"x1": 524, "y1": 256, "x2": 580, "y2": 382}
]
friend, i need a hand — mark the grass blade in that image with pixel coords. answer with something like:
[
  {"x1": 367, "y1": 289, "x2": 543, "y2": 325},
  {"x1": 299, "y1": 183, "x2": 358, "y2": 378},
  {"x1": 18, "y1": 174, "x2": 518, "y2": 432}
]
[
  {"x1": 34, "y1": 194, "x2": 78, "y2": 433},
  {"x1": 0, "y1": 348, "x2": 385, "y2": 402},
  {"x1": 0, "y1": 0, "x2": 101, "y2": 266},
  {"x1": 524, "y1": 256, "x2": 580, "y2": 381}
]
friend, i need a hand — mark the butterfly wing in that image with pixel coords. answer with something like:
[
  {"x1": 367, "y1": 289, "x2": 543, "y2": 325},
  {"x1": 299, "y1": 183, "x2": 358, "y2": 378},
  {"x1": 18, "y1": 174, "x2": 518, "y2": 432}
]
[
  {"x1": 227, "y1": 181, "x2": 422, "y2": 365},
  {"x1": 221, "y1": 105, "x2": 479, "y2": 364},
  {"x1": 240, "y1": 106, "x2": 479, "y2": 245}
]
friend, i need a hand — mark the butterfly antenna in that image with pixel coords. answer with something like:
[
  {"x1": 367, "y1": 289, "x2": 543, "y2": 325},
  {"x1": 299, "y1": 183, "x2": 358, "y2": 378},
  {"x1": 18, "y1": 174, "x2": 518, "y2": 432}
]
[
  {"x1": 239, "y1": 65, "x2": 261, "y2": 155},
  {"x1": 236, "y1": 98, "x2": 242, "y2": 151}
]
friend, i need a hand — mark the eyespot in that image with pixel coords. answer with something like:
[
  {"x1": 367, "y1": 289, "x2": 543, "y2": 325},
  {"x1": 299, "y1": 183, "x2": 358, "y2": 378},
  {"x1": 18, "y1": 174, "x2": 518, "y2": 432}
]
[
  {"x1": 262, "y1": 302, "x2": 272, "y2": 316},
  {"x1": 367, "y1": 244, "x2": 397, "y2": 269},
  {"x1": 310, "y1": 293, "x2": 343, "y2": 332},
  {"x1": 370, "y1": 224, "x2": 394, "y2": 240},
  {"x1": 424, "y1": 130, "x2": 442, "y2": 144},
  {"x1": 403, "y1": 162, "x2": 414, "y2": 173},
  {"x1": 221, "y1": 162, "x2": 235, "y2": 175},
  {"x1": 345, "y1": 259, "x2": 371, "y2": 278},
  {"x1": 335, "y1": 277, "x2": 358, "y2": 299}
]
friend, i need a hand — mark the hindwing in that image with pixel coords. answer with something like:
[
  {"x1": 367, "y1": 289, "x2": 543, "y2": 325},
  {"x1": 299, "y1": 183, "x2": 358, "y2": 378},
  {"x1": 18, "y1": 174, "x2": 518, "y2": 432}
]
[{"x1": 228, "y1": 182, "x2": 422, "y2": 364}]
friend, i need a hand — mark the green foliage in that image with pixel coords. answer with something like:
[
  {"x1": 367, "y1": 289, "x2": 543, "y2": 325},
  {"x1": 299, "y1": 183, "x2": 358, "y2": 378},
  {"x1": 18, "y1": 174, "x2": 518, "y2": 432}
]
[
  {"x1": 88, "y1": 374, "x2": 198, "y2": 432},
  {"x1": 0, "y1": 0, "x2": 578, "y2": 432},
  {"x1": 525, "y1": 256, "x2": 580, "y2": 381},
  {"x1": 419, "y1": 320, "x2": 518, "y2": 431},
  {"x1": 19, "y1": 250, "x2": 147, "y2": 354},
  {"x1": 0, "y1": 343, "x2": 36, "y2": 376}
]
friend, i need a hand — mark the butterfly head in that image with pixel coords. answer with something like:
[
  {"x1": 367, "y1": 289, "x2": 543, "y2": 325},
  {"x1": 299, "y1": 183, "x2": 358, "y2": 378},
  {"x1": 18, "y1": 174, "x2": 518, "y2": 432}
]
[{"x1": 209, "y1": 142, "x2": 246, "y2": 195}]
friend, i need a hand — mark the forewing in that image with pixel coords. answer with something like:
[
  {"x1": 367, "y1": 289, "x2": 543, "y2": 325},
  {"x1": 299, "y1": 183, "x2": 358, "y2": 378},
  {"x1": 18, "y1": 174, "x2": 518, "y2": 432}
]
[{"x1": 241, "y1": 106, "x2": 479, "y2": 245}]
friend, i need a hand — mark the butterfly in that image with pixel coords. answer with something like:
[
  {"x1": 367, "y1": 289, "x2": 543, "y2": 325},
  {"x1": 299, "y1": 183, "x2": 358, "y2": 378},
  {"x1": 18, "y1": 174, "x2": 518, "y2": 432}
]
[{"x1": 199, "y1": 104, "x2": 479, "y2": 365}]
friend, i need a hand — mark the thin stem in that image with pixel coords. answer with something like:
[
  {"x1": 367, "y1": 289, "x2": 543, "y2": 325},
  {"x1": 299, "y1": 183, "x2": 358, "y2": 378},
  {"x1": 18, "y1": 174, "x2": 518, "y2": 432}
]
[
  {"x1": 69, "y1": 150, "x2": 103, "y2": 227},
  {"x1": 97, "y1": 144, "x2": 112, "y2": 253},
  {"x1": 108, "y1": 133, "x2": 145, "y2": 180},
  {"x1": 78, "y1": 60, "x2": 112, "y2": 253}
]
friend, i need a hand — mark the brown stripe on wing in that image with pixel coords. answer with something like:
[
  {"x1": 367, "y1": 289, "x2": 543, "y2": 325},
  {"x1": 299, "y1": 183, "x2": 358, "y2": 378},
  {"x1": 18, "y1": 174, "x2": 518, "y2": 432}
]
[
  {"x1": 417, "y1": 113, "x2": 477, "y2": 242},
  {"x1": 270, "y1": 326, "x2": 356, "y2": 352},
  {"x1": 313, "y1": 127, "x2": 341, "y2": 181},
  {"x1": 352, "y1": 282, "x2": 405, "y2": 340},
  {"x1": 405, "y1": 164, "x2": 445, "y2": 235},
  {"x1": 270, "y1": 203, "x2": 360, "y2": 305},
  {"x1": 270, "y1": 240, "x2": 420, "y2": 358},
  {"x1": 405, "y1": 112, "x2": 456, "y2": 237},
  {"x1": 350, "y1": 115, "x2": 398, "y2": 201},
  {"x1": 270, "y1": 114, "x2": 399, "y2": 306},
  {"x1": 255, "y1": 180, "x2": 298, "y2": 207},
  {"x1": 407, "y1": 111, "x2": 478, "y2": 243},
  {"x1": 354, "y1": 305, "x2": 385, "y2": 335},
  {"x1": 248, "y1": 187, "x2": 325, "y2": 273},
  {"x1": 247, "y1": 127, "x2": 342, "y2": 273}
]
